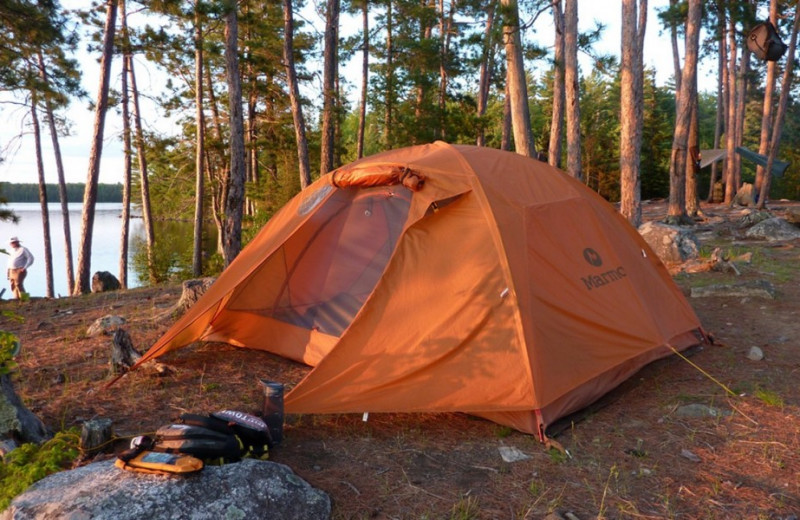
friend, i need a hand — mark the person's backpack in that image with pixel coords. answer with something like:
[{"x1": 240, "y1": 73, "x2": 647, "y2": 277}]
[
  {"x1": 747, "y1": 21, "x2": 788, "y2": 61},
  {"x1": 153, "y1": 423, "x2": 244, "y2": 462}
]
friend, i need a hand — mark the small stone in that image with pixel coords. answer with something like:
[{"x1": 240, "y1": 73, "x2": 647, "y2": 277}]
[
  {"x1": 675, "y1": 403, "x2": 731, "y2": 418},
  {"x1": 747, "y1": 346, "x2": 764, "y2": 361},
  {"x1": 680, "y1": 449, "x2": 701, "y2": 462},
  {"x1": 498, "y1": 445, "x2": 532, "y2": 463}
]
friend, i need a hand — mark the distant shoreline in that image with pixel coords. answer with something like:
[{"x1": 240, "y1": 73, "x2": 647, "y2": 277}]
[{"x1": 0, "y1": 182, "x2": 123, "y2": 203}]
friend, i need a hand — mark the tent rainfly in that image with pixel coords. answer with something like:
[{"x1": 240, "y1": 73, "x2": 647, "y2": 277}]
[{"x1": 132, "y1": 142, "x2": 707, "y2": 440}]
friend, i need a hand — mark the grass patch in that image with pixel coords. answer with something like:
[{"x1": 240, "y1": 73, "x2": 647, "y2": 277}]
[
  {"x1": 0, "y1": 429, "x2": 80, "y2": 510},
  {"x1": 754, "y1": 387, "x2": 784, "y2": 408}
]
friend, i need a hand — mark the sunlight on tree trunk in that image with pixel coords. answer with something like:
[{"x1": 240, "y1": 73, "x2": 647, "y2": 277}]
[
  {"x1": 30, "y1": 92, "x2": 54, "y2": 298},
  {"x1": 74, "y1": 0, "x2": 116, "y2": 295},
  {"x1": 118, "y1": 0, "x2": 131, "y2": 290},
  {"x1": 564, "y1": 0, "x2": 581, "y2": 180},
  {"x1": 37, "y1": 50, "x2": 74, "y2": 295},
  {"x1": 501, "y1": 0, "x2": 535, "y2": 157},
  {"x1": 548, "y1": 0, "x2": 564, "y2": 168},
  {"x1": 357, "y1": 0, "x2": 368, "y2": 158},
  {"x1": 283, "y1": 0, "x2": 312, "y2": 190},
  {"x1": 320, "y1": 0, "x2": 339, "y2": 175},
  {"x1": 193, "y1": 6, "x2": 205, "y2": 277},
  {"x1": 757, "y1": 1, "x2": 800, "y2": 209},
  {"x1": 755, "y1": 0, "x2": 779, "y2": 198},
  {"x1": 667, "y1": 0, "x2": 700, "y2": 224},
  {"x1": 620, "y1": 0, "x2": 646, "y2": 228},
  {"x1": 476, "y1": 2, "x2": 496, "y2": 148},
  {"x1": 223, "y1": 6, "x2": 246, "y2": 266}
]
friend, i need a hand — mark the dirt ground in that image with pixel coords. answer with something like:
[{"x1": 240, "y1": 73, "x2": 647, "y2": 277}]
[{"x1": 3, "y1": 200, "x2": 800, "y2": 519}]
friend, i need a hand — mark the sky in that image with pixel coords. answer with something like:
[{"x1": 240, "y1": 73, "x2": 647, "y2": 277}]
[{"x1": 0, "y1": 1, "x2": 729, "y2": 187}]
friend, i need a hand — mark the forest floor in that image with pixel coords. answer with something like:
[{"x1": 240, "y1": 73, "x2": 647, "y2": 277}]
[{"x1": 3, "y1": 199, "x2": 800, "y2": 520}]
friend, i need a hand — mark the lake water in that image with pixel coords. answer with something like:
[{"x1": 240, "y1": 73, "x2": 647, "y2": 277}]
[{"x1": 3, "y1": 202, "x2": 144, "y2": 298}]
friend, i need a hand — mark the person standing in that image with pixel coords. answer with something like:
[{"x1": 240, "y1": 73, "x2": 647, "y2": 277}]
[{"x1": 6, "y1": 236, "x2": 34, "y2": 299}]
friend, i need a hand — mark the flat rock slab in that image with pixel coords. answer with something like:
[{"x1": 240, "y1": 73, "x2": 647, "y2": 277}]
[
  {"x1": 2, "y1": 459, "x2": 331, "y2": 520},
  {"x1": 690, "y1": 279, "x2": 776, "y2": 299}
]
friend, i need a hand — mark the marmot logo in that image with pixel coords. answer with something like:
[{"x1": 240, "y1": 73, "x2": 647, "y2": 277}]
[{"x1": 583, "y1": 248, "x2": 603, "y2": 267}]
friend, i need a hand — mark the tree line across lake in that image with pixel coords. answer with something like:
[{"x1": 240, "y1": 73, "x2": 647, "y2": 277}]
[{"x1": 0, "y1": 183, "x2": 123, "y2": 204}]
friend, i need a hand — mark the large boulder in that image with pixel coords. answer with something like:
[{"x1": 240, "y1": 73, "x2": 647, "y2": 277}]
[
  {"x1": 638, "y1": 221, "x2": 700, "y2": 264},
  {"x1": 0, "y1": 375, "x2": 50, "y2": 444},
  {"x1": 2, "y1": 458, "x2": 331, "y2": 520},
  {"x1": 745, "y1": 217, "x2": 800, "y2": 241},
  {"x1": 92, "y1": 271, "x2": 121, "y2": 293}
]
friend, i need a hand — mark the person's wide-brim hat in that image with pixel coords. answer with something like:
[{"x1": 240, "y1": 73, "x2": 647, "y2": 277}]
[{"x1": 9, "y1": 236, "x2": 19, "y2": 243}]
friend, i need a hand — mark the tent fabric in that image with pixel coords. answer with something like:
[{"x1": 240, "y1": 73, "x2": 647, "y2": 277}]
[{"x1": 133, "y1": 141, "x2": 706, "y2": 440}]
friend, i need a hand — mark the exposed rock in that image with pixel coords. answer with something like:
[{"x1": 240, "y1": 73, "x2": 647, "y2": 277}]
[
  {"x1": 80, "y1": 418, "x2": 113, "y2": 454},
  {"x1": 784, "y1": 208, "x2": 800, "y2": 226},
  {"x1": 2, "y1": 459, "x2": 331, "y2": 520},
  {"x1": 747, "y1": 346, "x2": 764, "y2": 361},
  {"x1": 680, "y1": 449, "x2": 701, "y2": 463},
  {"x1": 745, "y1": 217, "x2": 800, "y2": 241},
  {"x1": 0, "y1": 374, "x2": 51, "y2": 444},
  {"x1": 498, "y1": 445, "x2": 531, "y2": 463},
  {"x1": 675, "y1": 404, "x2": 731, "y2": 418},
  {"x1": 638, "y1": 221, "x2": 700, "y2": 264},
  {"x1": 690, "y1": 279, "x2": 776, "y2": 299},
  {"x1": 87, "y1": 315, "x2": 126, "y2": 337},
  {"x1": 91, "y1": 271, "x2": 121, "y2": 293},
  {"x1": 737, "y1": 210, "x2": 773, "y2": 228}
]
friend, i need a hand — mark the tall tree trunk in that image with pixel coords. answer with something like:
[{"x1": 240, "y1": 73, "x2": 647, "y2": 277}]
[
  {"x1": 501, "y1": 81, "x2": 511, "y2": 151},
  {"x1": 283, "y1": 0, "x2": 312, "y2": 189},
  {"x1": 564, "y1": 0, "x2": 581, "y2": 179},
  {"x1": 476, "y1": 1, "x2": 496, "y2": 147},
  {"x1": 118, "y1": 0, "x2": 131, "y2": 289},
  {"x1": 723, "y1": 12, "x2": 738, "y2": 205},
  {"x1": 669, "y1": 0, "x2": 681, "y2": 105},
  {"x1": 384, "y1": 0, "x2": 394, "y2": 150},
  {"x1": 223, "y1": 5, "x2": 246, "y2": 266},
  {"x1": 685, "y1": 90, "x2": 699, "y2": 216},
  {"x1": 757, "y1": 1, "x2": 800, "y2": 209},
  {"x1": 620, "y1": 0, "x2": 647, "y2": 228},
  {"x1": 501, "y1": 0, "x2": 535, "y2": 157},
  {"x1": 413, "y1": 17, "x2": 433, "y2": 141},
  {"x1": 437, "y1": 0, "x2": 455, "y2": 140},
  {"x1": 36, "y1": 50, "x2": 73, "y2": 295},
  {"x1": 193, "y1": 6, "x2": 205, "y2": 277},
  {"x1": 128, "y1": 56, "x2": 156, "y2": 283},
  {"x1": 205, "y1": 63, "x2": 227, "y2": 257},
  {"x1": 666, "y1": 0, "x2": 700, "y2": 223},
  {"x1": 733, "y1": 40, "x2": 752, "y2": 191},
  {"x1": 320, "y1": 0, "x2": 339, "y2": 175},
  {"x1": 30, "y1": 93, "x2": 54, "y2": 298},
  {"x1": 357, "y1": 0, "x2": 369, "y2": 158},
  {"x1": 755, "y1": 0, "x2": 779, "y2": 198},
  {"x1": 74, "y1": 0, "x2": 116, "y2": 295},
  {"x1": 548, "y1": 0, "x2": 565, "y2": 168},
  {"x1": 708, "y1": 2, "x2": 725, "y2": 202}
]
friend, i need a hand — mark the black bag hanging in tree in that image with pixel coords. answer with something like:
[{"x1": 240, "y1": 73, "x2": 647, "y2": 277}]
[{"x1": 747, "y1": 21, "x2": 789, "y2": 61}]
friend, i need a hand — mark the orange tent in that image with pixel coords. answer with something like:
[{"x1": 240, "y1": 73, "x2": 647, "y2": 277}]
[{"x1": 135, "y1": 142, "x2": 706, "y2": 440}]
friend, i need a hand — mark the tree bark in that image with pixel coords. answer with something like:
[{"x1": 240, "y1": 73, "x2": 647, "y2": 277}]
[
  {"x1": 564, "y1": 0, "x2": 581, "y2": 179},
  {"x1": 30, "y1": 92, "x2": 54, "y2": 298},
  {"x1": 282, "y1": 0, "x2": 312, "y2": 189},
  {"x1": 723, "y1": 12, "x2": 738, "y2": 205},
  {"x1": 757, "y1": 1, "x2": 800, "y2": 209},
  {"x1": 357, "y1": 0, "x2": 368, "y2": 158},
  {"x1": 620, "y1": 0, "x2": 646, "y2": 228},
  {"x1": 685, "y1": 89, "x2": 699, "y2": 216},
  {"x1": 708, "y1": 1, "x2": 725, "y2": 202},
  {"x1": 193, "y1": 5, "x2": 205, "y2": 277},
  {"x1": 755, "y1": 0, "x2": 779, "y2": 198},
  {"x1": 437, "y1": 0, "x2": 456, "y2": 140},
  {"x1": 128, "y1": 56, "x2": 156, "y2": 283},
  {"x1": 666, "y1": 0, "x2": 700, "y2": 223},
  {"x1": 320, "y1": 0, "x2": 339, "y2": 175},
  {"x1": 733, "y1": 39, "x2": 752, "y2": 191},
  {"x1": 384, "y1": 0, "x2": 394, "y2": 150},
  {"x1": 476, "y1": 2, "x2": 496, "y2": 147},
  {"x1": 118, "y1": 0, "x2": 131, "y2": 289},
  {"x1": 501, "y1": 0, "x2": 535, "y2": 157},
  {"x1": 669, "y1": 0, "x2": 681, "y2": 105},
  {"x1": 223, "y1": 5, "x2": 246, "y2": 266},
  {"x1": 74, "y1": 0, "x2": 116, "y2": 295},
  {"x1": 36, "y1": 50, "x2": 73, "y2": 295},
  {"x1": 501, "y1": 80, "x2": 511, "y2": 151},
  {"x1": 548, "y1": 0, "x2": 565, "y2": 168}
]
